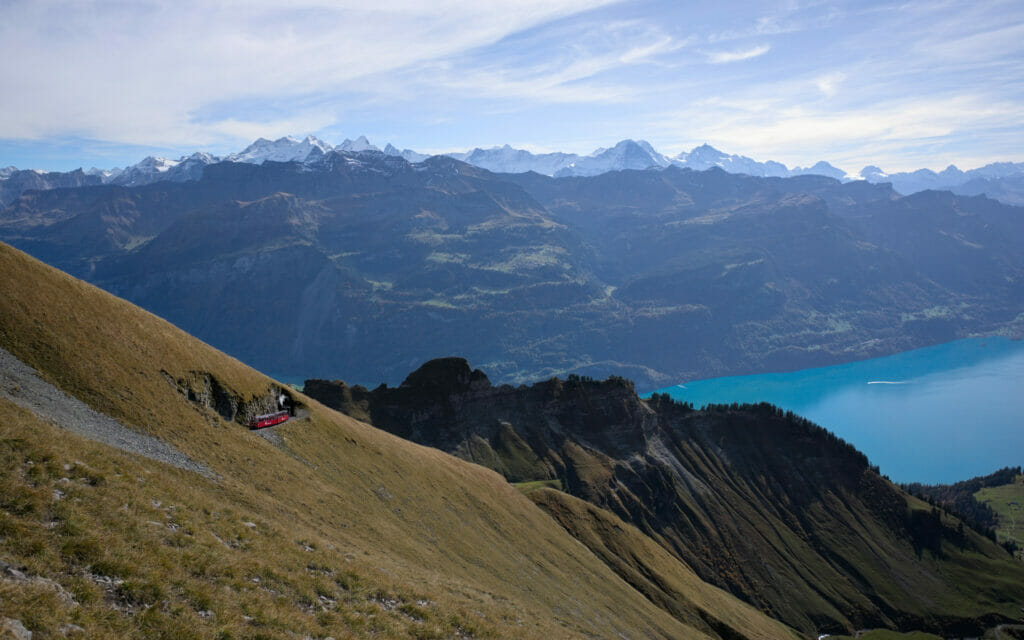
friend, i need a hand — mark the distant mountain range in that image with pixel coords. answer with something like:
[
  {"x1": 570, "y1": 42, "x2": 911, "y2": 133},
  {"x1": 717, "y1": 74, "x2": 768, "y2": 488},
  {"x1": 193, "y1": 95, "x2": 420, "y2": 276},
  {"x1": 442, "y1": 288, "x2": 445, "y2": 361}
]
[
  {"x1": 451, "y1": 139, "x2": 849, "y2": 181},
  {"x1": 4, "y1": 135, "x2": 1024, "y2": 205},
  {"x1": 3, "y1": 148, "x2": 1023, "y2": 389}
]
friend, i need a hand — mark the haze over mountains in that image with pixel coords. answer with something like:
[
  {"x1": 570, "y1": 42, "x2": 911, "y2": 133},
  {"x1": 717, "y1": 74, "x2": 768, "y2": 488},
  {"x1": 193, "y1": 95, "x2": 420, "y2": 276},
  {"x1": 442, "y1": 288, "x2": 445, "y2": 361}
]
[
  {"x1": 5, "y1": 134, "x2": 1024, "y2": 206},
  {"x1": 3, "y1": 146, "x2": 1024, "y2": 390}
]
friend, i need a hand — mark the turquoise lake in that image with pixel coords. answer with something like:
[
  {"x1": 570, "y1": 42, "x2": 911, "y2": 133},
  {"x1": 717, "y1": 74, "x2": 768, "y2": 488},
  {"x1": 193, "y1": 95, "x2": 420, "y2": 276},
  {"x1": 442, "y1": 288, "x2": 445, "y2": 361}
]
[{"x1": 648, "y1": 337, "x2": 1024, "y2": 484}]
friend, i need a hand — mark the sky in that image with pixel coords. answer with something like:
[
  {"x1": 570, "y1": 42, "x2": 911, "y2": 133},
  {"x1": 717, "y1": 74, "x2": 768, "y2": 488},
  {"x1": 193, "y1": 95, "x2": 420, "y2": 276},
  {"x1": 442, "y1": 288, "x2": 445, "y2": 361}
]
[{"x1": 2, "y1": 0, "x2": 1023, "y2": 174}]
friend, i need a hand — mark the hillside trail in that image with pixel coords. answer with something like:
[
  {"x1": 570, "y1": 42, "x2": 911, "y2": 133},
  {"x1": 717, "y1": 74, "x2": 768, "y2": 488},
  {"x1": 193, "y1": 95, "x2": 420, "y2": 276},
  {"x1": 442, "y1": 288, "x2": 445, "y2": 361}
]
[{"x1": 0, "y1": 346, "x2": 214, "y2": 478}]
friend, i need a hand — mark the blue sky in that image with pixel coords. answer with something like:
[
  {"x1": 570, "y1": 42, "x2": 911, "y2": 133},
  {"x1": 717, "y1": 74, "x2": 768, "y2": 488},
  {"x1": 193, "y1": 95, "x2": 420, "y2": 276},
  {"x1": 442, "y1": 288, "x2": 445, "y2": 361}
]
[{"x1": 2, "y1": 0, "x2": 1023, "y2": 173}]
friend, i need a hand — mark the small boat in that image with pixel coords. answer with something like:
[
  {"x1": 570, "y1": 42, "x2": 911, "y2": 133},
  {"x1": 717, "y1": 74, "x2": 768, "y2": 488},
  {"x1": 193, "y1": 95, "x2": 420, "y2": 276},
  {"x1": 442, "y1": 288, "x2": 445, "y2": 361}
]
[{"x1": 249, "y1": 410, "x2": 289, "y2": 430}]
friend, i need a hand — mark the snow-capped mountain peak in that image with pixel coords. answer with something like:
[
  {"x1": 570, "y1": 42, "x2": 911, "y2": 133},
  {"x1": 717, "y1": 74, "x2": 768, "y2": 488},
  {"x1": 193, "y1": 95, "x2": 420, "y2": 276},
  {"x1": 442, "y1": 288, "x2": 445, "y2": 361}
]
[
  {"x1": 675, "y1": 143, "x2": 727, "y2": 167},
  {"x1": 138, "y1": 156, "x2": 179, "y2": 172},
  {"x1": 383, "y1": 143, "x2": 430, "y2": 163},
  {"x1": 337, "y1": 136, "x2": 379, "y2": 153},
  {"x1": 672, "y1": 144, "x2": 824, "y2": 179},
  {"x1": 632, "y1": 139, "x2": 667, "y2": 162},
  {"x1": 859, "y1": 165, "x2": 888, "y2": 181},
  {"x1": 185, "y1": 151, "x2": 219, "y2": 164},
  {"x1": 15, "y1": 134, "x2": 1024, "y2": 203},
  {"x1": 552, "y1": 139, "x2": 670, "y2": 177},
  {"x1": 105, "y1": 150, "x2": 222, "y2": 187},
  {"x1": 85, "y1": 166, "x2": 123, "y2": 179},
  {"x1": 226, "y1": 135, "x2": 332, "y2": 164},
  {"x1": 446, "y1": 144, "x2": 573, "y2": 175}
]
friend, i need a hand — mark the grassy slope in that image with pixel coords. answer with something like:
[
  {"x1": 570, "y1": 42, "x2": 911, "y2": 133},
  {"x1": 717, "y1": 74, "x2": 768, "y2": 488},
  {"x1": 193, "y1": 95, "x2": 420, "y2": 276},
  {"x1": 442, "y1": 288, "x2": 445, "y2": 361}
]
[
  {"x1": 528, "y1": 488, "x2": 799, "y2": 640},
  {"x1": 0, "y1": 241, "x2": 776, "y2": 639},
  {"x1": 555, "y1": 401, "x2": 1024, "y2": 634},
  {"x1": 976, "y1": 475, "x2": 1024, "y2": 557},
  {"x1": 887, "y1": 496, "x2": 1024, "y2": 632},
  {"x1": 307, "y1": 373, "x2": 1024, "y2": 635}
]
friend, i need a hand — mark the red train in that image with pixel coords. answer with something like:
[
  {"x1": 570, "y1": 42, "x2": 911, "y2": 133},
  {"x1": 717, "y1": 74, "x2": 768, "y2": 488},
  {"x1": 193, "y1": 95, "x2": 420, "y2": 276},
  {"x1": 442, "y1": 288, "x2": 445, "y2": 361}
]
[{"x1": 248, "y1": 410, "x2": 289, "y2": 430}]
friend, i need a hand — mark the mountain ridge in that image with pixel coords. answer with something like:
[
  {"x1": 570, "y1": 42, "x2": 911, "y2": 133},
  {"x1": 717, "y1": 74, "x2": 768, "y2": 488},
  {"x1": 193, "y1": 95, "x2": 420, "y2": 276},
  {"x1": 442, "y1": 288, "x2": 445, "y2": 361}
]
[
  {"x1": 305, "y1": 356, "x2": 1024, "y2": 636},
  {"x1": 3, "y1": 151, "x2": 1024, "y2": 390},
  {"x1": 7, "y1": 135, "x2": 1024, "y2": 205}
]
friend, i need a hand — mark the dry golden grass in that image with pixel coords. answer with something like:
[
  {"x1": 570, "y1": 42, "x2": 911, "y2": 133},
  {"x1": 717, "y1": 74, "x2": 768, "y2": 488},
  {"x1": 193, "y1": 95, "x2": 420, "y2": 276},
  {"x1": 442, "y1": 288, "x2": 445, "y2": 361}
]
[
  {"x1": 0, "y1": 242, "x2": 743, "y2": 638},
  {"x1": 0, "y1": 398, "x2": 505, "y2": 639}
]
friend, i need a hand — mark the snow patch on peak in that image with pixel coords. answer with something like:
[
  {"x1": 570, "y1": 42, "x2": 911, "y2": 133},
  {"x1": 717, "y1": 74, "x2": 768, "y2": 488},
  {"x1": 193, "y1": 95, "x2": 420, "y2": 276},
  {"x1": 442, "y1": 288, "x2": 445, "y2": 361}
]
[
  {"x1": 383, "y1": 143, "x2": 429, "y2": 163},
  {"x1": 86, "y1": 166, "x2": 123, "y2": 179},
  {"x1": 107, "y1": 150, "x2": 220, "y2": 187},
  {"x1": 447, "y1": 145, "x2": 577, "y2": 176},
  {"x1": 554, "y1": 139, "x2": 670, "y2": 176},
  {"x1": 133, "y1": 156, "x2": 179, "y2": 172},
  {"x1": 227, "y1": 135, "x2": 332, "y2": 164},
  {"x1": 859, "y1": 165, "x2": 888, "y2": 180},
  {"x1": 337, "y1": 136, "x2": 379, "y2": 153},
  {"x1": 672, "y1": 144, "x2": 833, "y2": 179},
  {"x1": 678, "y1": 143, "x2": 726, "y2": 162},
  {"x1": 185, "y1": 151, "x2": 219, "y2": 163},
  {"x1": 633, "y1": 139, "x2": 661, "y2": 156}
]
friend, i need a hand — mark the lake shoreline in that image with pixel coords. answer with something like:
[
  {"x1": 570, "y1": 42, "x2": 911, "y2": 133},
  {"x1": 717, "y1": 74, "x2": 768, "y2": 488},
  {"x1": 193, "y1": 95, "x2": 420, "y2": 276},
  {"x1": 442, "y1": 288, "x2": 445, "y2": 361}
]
[{"x1": 647, "y1": 336, "x2": 1024, "y2": 484}]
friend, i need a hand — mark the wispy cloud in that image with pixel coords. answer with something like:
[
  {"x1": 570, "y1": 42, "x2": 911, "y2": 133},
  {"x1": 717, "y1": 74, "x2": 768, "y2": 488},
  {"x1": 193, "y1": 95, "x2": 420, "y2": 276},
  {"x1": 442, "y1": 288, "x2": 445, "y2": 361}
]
[
  {"x1": 706, "y1": 2, "x2": 844, "y2": 44},
  {"x1": 707, "y1": 14, "x2": 799, "y2": 42},
  {"x1": 391, "y1": 19, "x2": 685, "y2": 106},
  {"x1": 815, "y1": 72, "x2": 846, "y2": 98},
  {"x1": 651, "y1": 93, "x2": 1024, "y2": 172},
  {"x1": 3, "y1": 0, "x2": 1024, "y2": 172},
  {"x1": 0, "y1": 0, "x2": 618, "y2": 147},
  {"x1": 703, "y1": 44, "x2": 770, "y2": 64}
]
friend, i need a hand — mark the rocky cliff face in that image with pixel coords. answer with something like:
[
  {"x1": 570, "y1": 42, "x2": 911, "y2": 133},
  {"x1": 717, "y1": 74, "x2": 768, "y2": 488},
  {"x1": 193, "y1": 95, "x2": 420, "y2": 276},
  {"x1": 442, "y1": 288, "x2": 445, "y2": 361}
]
[{"x1": 307, "y1": 359, "x2": 1024, "y2": 636}]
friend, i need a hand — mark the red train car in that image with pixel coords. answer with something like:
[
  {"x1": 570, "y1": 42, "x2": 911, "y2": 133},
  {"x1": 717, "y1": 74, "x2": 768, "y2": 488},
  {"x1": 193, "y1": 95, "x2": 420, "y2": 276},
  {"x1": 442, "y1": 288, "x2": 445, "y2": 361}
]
[{"x1": 249, "y1": 410, "x2": 289, "y2": 430}]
